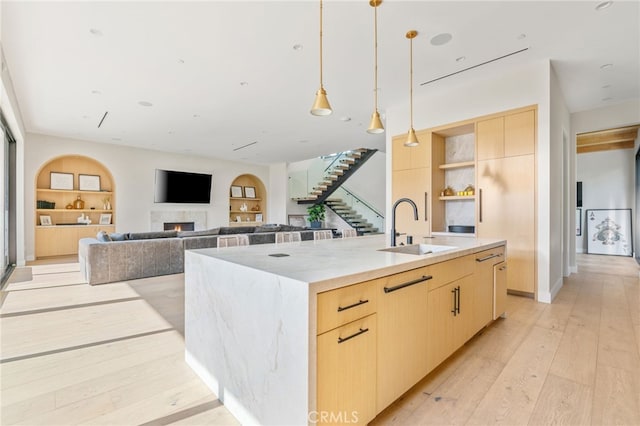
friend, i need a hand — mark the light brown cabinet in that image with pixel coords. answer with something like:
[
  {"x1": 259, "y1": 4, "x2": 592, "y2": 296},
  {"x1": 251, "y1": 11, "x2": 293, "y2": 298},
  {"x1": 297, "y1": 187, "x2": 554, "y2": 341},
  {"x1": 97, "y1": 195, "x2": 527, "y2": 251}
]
[
  {"x1": 472, "y1": 246, "x2": 506, "y2": 332},
  {"x1": 317, "y1": 314, "x2": 377, "y2": 425},
  {"x1": 376, "y1": 267, "x2": 431, "y2": 410},
  {"x1": 477, "y1": 154, "x2": 535, "y2": 293},
  {"x1": 476, "y1": 109, "x2": 535, "y2": 160},
  {"x1": 391, "y1": 167, "x2": 431, "y2": 238},
  {"x1": 35, "y1": 155, "x2": 115, "y2": 258},
  {"x1": 494, "y1": 262, "x2": 508, "y2": 319}
]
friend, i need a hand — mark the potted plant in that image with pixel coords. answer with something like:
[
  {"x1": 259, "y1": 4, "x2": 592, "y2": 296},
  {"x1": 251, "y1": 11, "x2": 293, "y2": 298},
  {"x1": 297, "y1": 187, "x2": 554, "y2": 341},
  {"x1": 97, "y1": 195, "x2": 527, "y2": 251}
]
[{"x1": 307, "y1": 204, "x2": 326, "y2": 229}]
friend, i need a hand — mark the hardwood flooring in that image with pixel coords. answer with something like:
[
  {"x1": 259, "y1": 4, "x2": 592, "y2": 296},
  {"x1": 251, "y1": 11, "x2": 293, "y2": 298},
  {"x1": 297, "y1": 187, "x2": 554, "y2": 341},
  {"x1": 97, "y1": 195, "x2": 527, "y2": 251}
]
[{"x1": 0, "y1": 254, "x2": 638, "y2": 425}]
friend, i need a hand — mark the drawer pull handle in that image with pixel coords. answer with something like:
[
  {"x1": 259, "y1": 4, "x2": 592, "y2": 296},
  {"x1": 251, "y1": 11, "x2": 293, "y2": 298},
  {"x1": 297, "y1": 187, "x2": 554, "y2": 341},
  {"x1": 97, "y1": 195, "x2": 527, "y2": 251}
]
[
  {"x1": 476, "y1": 253, "x2": 502, "y2": 262},
  {"x1": 338, "y1": 327, "x2": 369, "y2": 344},
  {"x1": 337, "y1": 299, "x2": 369, "y2": 312},
  {"x1": 451, "y1": 288, "x2": 457, "y2": 316},
  {"x1": 384, "y1": 275, "x2": 432, "y2": 293}
]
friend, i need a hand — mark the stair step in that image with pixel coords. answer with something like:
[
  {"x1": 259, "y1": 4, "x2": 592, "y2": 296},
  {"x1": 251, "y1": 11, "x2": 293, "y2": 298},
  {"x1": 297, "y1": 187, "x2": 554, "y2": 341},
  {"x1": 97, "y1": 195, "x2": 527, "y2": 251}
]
[
  {"x1": 340, "y1": 158, "x2": 356, "y2": 164},
  {"x1": 311, "y1": 190, "x2": 323, "y2": 195},
  {"x1": 335, "y1": 164, "x2": 350, "y2": 170}
]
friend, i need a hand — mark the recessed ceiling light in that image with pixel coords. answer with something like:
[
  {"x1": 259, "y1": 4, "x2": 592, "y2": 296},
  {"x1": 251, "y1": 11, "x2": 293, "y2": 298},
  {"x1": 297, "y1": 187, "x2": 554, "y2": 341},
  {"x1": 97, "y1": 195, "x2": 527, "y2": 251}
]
[
  {"x1": 82, "y1": 115, "x2": 89, "y2": 119},
  {"x1": 177, "y1": 59, "x2": 185, "y2": 64},
  {"x1": 299, "y1": 139, "x2": 309, "y2": 144},
  {"x1": 517, "y1": 33, "x2": 527, "y2": 40},
  {"x1": 138, "y1": 101, "x2": 153, "y2": 107},
  {"x1": 430, "y1": 33, "x2": 452, "y2": 46},
  {"x1": 112, "y1": 137, "x2": 122, "y2": 141},
  {"x1": 240, "y1": 81, "x2": 249, "y2": 86},
  {"x1": 193, "y1": 114, "x2": 200, "y2": 118},
  {"x1": 340, "y1": 116, "x2": 351, "y2": 122},
  {"x1": 600, "y1": 63, "x2": 613, "y2": 69},
  {"x1": 293, "y1": 44, "x2": 303, "y2": 51},
  {"x1": 602, "y1": 96, "x2": 613, "y2": 101},
  {"x1": 91, "y1": 90, "x2": 101, "y2": 95},
  {"x1": 456, "y1": 56, "x2": 466, "y2": 63},
  {"x1": 89, "y1": 28, "x2": 103, "y2": 37},
  {"x1": 168, "y1": 131, "x2": 174, "y2": 134},
  {"x1": 595, "y1": 1, "x2": 613, "y2": 11},
  {"x1": 602, "y1": 84, "x2": 611, "y2": 89}
]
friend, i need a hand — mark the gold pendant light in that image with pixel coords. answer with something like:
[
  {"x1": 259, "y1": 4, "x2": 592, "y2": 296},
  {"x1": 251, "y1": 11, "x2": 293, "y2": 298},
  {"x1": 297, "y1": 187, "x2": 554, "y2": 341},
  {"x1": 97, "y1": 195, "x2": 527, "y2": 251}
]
[
  {"x1": 367, "y1": 0, "x2": 384, "y2": 134},
  {"x1": 310, "y1": 0, "x2": 332, "y2": 116},
  {"x1": 405, "y1": 30, "x2": 419, "y2": 147}
]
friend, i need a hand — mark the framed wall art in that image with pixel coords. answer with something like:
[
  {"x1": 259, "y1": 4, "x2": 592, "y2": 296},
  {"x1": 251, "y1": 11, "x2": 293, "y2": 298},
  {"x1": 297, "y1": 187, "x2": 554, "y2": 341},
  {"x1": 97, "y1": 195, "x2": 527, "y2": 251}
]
[
  {"x1": 39, "y1": 215, "x2": 52, "y2": 226},
  {"x1": 50, "y1": 172, "x2": 74, "y2": 190},
  {"x1": 99, "y1": 213, "x2": 112, "y2": 225},
  {"x1": 230, "y1": 185, "x2": 243, "y2": 198},
  {"x1": 243, "y1": 186, "x2": 256, "y2": 198},
  {"x1": 79, "y1": 174, "x2": 101, "y2": 191},
  {"x1": 586, "y1": 208, "x2": 633, "y2": 256}
]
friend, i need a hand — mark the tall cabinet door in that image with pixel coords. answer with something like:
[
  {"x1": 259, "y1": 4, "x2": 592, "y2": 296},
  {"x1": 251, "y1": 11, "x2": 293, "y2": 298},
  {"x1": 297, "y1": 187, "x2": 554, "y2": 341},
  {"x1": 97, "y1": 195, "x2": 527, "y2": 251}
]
[
  {"x1": 477, "y1": 155, "x2": 535, "y2": 293},
  {"x1": 391, "y1": 167, "x2": 431, "y2": 238}
]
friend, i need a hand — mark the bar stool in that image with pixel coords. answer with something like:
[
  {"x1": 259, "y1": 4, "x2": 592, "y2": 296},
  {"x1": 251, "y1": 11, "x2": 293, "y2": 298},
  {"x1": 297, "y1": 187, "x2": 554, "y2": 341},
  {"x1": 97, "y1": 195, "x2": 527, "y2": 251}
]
[
  {"x1": 342, "y1": 229, "x2": 358, "y2": 238},
  {"x1": 313, "y1": 230, "x2": 333, "y2": 240}
]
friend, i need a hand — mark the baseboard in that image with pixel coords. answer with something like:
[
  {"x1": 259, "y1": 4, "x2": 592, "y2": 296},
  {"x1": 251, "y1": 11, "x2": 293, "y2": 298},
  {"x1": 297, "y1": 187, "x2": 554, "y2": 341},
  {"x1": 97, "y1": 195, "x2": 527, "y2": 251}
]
[
  {"x1": 538, "y1": 277, "x2": 563, "y2": 304},
  {"x1": 576, "y1": 248, "x2": 585, "y2": 254},
  {"x1": 570, "y1": 265, "x2": 578, "y2": 274}
]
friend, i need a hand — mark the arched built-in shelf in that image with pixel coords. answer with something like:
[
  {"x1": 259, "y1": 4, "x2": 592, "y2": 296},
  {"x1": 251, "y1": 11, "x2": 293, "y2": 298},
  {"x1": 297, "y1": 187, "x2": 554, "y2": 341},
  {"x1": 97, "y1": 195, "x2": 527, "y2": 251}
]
[
  {"x1": 35, "y1": 155, "x2": 115, "y2": 257},
  {"x1": 229, "y1": 174, "x2": 267, "y2": 226}
]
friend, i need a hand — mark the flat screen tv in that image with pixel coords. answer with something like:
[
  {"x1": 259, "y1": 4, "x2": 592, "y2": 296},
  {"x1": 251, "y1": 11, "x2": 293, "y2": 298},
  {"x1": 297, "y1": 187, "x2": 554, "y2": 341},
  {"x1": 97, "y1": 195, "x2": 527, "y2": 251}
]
[{"x1": 154, "y1": 169, "x2": 212, "y2": 204}]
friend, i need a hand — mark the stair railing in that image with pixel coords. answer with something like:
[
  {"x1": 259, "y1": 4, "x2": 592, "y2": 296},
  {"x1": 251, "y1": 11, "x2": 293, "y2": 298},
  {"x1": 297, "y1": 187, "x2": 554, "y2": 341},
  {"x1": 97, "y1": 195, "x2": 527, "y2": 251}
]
[{"x1": 330, "y1": 185, "x2": 385, "y2": 233}]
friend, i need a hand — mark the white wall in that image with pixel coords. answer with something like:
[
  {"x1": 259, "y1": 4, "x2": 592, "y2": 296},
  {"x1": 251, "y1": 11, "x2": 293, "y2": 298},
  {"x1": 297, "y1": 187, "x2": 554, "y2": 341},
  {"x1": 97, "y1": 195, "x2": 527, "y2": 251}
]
[
  {"x1": 549, "y1": 63, "x2": 571, "y2": 302},
  {"x1": 268, "y1": 163, "x2": 288, "y2": 225},
  {"x1": 384, "y1": 59, "x2": 556, "y2": 303},
  {"x1": 24, "y1": 133, "x2": 273, "y2": 261},
  {"x1": 571, "y1": 99, "x2": 640, "y2": 265},
  {"x1": 576, "y1": 148, "x2": 635, "y2": 253}
]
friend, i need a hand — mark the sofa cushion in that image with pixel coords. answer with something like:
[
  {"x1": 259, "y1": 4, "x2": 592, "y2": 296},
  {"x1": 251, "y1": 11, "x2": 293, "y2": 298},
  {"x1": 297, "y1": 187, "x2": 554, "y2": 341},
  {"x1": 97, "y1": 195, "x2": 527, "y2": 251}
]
[
  {"x1": 254, "y1": 224, "x2": 280, "y2": 233},
  {"x1": 219, "y1": 226, "x2": 256, "y2": 235},
  {"x1": 127, "y1": 230, "x2": 178, "y2": 240},
  {"x1": 278, "y1": 224, "x2": 306, "y2": 232},
  {"x1": 177, "y1": 228, "x2": 220, "y2": 238},
  {"x1": 96, "y1": 231, "x2": 112, "y2": 242},
  {"x1": 109, "y1": 232, "x2": 128, "y2": 241}
]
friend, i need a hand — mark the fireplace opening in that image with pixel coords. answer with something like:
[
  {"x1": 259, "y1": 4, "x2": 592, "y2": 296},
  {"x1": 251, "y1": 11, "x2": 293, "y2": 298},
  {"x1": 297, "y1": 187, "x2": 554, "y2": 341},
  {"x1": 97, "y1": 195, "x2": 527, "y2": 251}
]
[{"x1": 164, "y1": 222, "x2": 195, "y2": 232}]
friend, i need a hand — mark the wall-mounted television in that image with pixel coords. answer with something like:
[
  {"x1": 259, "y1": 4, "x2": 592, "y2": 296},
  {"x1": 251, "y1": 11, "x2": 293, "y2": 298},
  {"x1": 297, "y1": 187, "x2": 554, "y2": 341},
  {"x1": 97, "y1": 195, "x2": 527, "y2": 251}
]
[{"x1": 154, "y1": 169, "x2": 212, "y2": 204}]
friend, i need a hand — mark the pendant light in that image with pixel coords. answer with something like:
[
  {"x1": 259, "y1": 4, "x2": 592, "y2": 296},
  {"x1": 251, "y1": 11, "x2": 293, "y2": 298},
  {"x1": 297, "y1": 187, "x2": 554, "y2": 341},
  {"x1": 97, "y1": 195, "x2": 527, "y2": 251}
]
[
  {"x1": 310, "y1": 0, "x2": 332, "y2": 116},
  {"x1": 405, "y1": 30, "x2": 419, "y2": 147},
  {"x1": 367, "y1": 0, "x2": 384, "y2": 134}
]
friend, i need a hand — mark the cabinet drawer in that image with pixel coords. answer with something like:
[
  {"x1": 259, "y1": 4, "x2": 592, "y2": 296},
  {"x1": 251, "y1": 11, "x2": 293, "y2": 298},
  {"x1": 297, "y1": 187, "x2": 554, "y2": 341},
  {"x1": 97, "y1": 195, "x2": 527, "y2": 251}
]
[
  {"x1": 427, "y1": 255, "x2": 474, "y2": 291},
  {"x1": 317, "y1": 280, "x2": 377, "y2": 335},
  {"x1": 474, "y1": 245, "x2": 505, "y2": 267}
]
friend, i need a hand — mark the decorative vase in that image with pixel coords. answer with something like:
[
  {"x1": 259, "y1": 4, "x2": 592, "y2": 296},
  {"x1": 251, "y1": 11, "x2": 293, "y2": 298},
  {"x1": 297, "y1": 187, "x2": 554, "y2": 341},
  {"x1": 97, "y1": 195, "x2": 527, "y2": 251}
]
[{"x1": 74, "y1": 195, "x2": 85, "y2": 209}]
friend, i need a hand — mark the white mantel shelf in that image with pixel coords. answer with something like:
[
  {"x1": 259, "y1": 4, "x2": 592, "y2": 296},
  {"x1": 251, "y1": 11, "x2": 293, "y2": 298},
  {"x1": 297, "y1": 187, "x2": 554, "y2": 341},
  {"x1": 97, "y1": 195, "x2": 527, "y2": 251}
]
[{"x1": 184, "y1": 234, "x2": 505, "y2": 425}]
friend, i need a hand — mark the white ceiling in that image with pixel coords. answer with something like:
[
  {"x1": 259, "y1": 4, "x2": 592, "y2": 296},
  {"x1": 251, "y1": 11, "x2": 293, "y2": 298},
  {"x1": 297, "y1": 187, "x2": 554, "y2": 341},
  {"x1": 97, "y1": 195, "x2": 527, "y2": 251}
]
[{"x1": 2, "y1": 1, "x2": 638, "y2": 164}]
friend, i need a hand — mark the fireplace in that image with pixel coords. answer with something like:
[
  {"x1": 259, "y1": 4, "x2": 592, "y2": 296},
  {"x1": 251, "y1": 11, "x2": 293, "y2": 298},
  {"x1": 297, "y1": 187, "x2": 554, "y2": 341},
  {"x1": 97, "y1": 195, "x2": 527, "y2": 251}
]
[{"x1": 164, "y1": 222, "x2": 195, "y2": 232}]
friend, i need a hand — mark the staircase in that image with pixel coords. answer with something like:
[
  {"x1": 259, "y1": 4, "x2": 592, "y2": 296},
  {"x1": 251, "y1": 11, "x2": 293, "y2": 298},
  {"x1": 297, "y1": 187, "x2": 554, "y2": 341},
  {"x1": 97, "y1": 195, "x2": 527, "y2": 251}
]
[
  {"x1": 325, "y1": 198, "x2": 380, "y2": 235},
  {"x1": 296, "y1": 148, "x2": 378, "y2": 205}
]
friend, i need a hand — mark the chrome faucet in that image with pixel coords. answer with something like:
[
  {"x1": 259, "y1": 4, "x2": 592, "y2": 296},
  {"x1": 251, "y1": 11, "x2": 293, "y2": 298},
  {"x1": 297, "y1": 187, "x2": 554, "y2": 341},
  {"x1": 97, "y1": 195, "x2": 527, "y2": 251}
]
[{"x1": 391, "y1": 198, "x2": 419, "y2": 247}]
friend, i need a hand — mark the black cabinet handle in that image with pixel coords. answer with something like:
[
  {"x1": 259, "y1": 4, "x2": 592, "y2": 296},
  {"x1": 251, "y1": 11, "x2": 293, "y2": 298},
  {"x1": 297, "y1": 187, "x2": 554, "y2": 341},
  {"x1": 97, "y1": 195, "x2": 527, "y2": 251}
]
[
  {"x1": 384, "y1": 275, "x2": 432, "y2": 293},
  {"x1": 337, "y1": 327, "x2": 369, "y2": 344},
  {"x1": 456, "y1": 285, "x2": 461, "y2": 314},
  {"x1": 479, "y1": 188, "x2": 483, "y2": 223},
  {"x1": 476, "y1": 253, "x2": 503, "y2": 262},
  {"x1": 337, "y1": 299, "x2": 369, "y2": 312},
  {"x1": 451, "y1": 288, "x2": 457, "y2": 316},
  {"x1": 424, "y1": 192, "x2": 428, "y2": 222}
]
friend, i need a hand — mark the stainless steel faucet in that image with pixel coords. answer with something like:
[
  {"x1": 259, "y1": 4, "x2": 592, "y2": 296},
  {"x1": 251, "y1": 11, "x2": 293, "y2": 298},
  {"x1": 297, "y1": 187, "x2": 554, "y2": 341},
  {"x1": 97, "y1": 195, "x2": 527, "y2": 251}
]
[{"x1": 391, "y1": 198, "x2": 419, "y2": 247}]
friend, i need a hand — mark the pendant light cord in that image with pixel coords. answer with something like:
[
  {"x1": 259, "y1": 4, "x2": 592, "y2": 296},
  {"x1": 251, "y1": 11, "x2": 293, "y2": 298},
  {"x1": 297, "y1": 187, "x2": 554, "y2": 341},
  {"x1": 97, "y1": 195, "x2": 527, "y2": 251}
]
[
  {"x1": 319, "y1": 0, "x2": 324, "y2": 89},
  {"x1": 373, "y1": 3, "x2": 379, "y2": 111},
  {"x1": 409, "y1": 34, "x2": 414, "y2": 129}
]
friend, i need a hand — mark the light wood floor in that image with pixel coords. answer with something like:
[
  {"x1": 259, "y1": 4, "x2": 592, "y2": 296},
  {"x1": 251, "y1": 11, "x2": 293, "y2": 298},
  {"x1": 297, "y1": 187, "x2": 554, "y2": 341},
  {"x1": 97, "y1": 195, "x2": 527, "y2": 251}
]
[{"x1": 1, "y1": 254, "x2": 638, "y2": 425}]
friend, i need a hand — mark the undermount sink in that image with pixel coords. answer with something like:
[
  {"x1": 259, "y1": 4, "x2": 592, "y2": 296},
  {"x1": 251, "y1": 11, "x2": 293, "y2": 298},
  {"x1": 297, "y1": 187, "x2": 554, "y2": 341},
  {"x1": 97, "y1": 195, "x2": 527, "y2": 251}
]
[{"x1": 378, "y1": 244, "x2": 458, "y2": 255}]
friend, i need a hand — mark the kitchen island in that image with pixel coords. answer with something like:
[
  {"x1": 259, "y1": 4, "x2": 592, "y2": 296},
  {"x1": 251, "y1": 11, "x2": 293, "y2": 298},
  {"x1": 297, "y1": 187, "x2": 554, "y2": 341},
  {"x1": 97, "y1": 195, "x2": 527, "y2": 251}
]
[{"x1": 184, "y1": 234, "x2": 506, "y2": 425}]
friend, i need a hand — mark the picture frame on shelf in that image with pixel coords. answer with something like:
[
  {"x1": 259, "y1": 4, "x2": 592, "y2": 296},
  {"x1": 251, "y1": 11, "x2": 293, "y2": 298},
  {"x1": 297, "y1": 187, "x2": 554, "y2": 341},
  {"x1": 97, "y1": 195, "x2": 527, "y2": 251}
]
[
  {"x1": 255, "y1": 213, "x2": 263, "y2": 222},
  {"x1": 50, "y1": 172, "x2": 74, "y2": 190},
  {"x1": 79, "y1": 174, "x2": 101, "y2": 191},
  {"x1": 586, "y1": 208, "x2": 632, "y2": 256},
  {"x1": 230, "y1": 185, "x2": 243, "y2": 198},
  {"x1": 39, "y1": 215, "x2": 52, "y2": 226},
  {"x1": 244, "y1": 186, "x2": 256, "y2": 198},
  {"x1": 99, "y1": 213, "x2": 112, "y2": 225}
]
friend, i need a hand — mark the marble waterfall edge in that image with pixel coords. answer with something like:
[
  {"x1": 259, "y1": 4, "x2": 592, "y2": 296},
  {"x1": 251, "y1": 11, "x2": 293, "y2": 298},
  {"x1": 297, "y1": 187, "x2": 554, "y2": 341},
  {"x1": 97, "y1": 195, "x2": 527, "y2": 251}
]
[{"x1": 184, "y1": 250, "x2": 310, "y2": 425}]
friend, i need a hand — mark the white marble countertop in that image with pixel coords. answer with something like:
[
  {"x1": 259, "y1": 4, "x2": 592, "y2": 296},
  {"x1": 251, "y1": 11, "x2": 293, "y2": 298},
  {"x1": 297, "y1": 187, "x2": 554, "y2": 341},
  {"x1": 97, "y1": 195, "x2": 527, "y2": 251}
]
[{"x1": 188, "y1": 234, "x2": 505, "y2": 293}]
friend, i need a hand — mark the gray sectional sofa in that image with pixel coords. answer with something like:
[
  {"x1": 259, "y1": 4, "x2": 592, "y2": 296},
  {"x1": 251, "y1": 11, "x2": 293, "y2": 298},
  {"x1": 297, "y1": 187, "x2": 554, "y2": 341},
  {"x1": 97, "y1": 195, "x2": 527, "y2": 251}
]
[{"x1": 78, "y1": 224, "x2": 327, "y2": 285}]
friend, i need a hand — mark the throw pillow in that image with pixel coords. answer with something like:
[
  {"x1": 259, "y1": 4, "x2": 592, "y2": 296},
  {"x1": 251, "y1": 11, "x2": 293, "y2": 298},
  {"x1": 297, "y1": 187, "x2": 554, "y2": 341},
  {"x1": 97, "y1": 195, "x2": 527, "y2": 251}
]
[
  {"x1": 109, "y1": 232, "x2": 127, "y2": 241},
  {"x1": 254, "y1": 224, "x2": 280, "y2": 233},
  {"x1": 177, "y1": 228, "x2": 220, "y2": 238},
  {"x1": 127, "y1": 230, "x2": 179, "y2": 240},
  {"x1": 96, "y1": 230, "x2": 112, "y2": 242}
]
